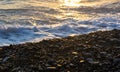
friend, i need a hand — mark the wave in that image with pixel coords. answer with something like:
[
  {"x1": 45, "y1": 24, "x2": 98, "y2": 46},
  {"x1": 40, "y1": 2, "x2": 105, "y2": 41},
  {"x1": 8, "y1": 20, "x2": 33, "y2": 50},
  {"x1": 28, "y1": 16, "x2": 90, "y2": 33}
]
[
  {"x1": 0, "y1": 0, "x2": 120, "y2": 46},
  {"x1": 0, "y1": 14, "x2": 120, "y2": 46}
]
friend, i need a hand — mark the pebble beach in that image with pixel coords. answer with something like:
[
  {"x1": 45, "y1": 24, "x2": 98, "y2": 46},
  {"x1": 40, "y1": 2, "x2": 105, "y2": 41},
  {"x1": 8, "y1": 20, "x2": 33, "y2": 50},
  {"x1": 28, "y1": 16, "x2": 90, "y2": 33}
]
[{"x1": 0, "y1": 29, "x2": 120, "y2": 72}]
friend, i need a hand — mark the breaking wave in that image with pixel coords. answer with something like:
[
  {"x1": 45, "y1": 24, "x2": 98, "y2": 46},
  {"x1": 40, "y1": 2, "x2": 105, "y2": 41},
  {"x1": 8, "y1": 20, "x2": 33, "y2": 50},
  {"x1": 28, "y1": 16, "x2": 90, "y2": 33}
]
[{"x1": 0, "y1": 0, "x2": 120, "y2": 46}]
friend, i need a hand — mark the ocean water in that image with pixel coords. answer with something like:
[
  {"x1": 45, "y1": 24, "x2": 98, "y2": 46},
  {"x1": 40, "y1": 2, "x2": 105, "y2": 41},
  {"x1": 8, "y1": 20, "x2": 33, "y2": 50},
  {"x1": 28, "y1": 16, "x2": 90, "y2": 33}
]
[{"x1": 0, "y1": 0, "x2": 120, "y2": 46}]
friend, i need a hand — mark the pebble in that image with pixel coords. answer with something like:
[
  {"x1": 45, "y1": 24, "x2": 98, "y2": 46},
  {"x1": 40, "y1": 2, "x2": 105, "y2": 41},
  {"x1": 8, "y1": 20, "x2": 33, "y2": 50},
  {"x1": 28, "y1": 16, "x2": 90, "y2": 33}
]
[
  {"x1": 3, "y1": 57, "x2": 10, "y2": 62},
  {"x1": 100, "y1": 52, "x2": 107, "y2": 54},
  {"x1": 47, "y1": 67, "x2": 56, "y2": 70},
  {"x1": 69, "y1": 63, "x2": 74, "y2": 66},
  {"x1": 12, "y1": 67, "x2": 20, "y2": 71},
  {"x1": 72, "y1": 52, "x2": 78, "y2": 55},
  {"x1": 84, "y1": 52, "x2": 92, "y2": 56},
  {"x1": 0, "y1": 29, "x2": 119, "y2": 72},
  {"x1": 80, "y1": 60, "x2": 85, "y2": 63},
  {"x1": 87, "y1": 58, "x2": 93, "y2": 63},
  {"x1": 92, "y1": 61, "x2": 99, "y2": 64},
  {"x1": 106, "y1": 54, "x2": 112, "y2": 58},
  {"x1": 45, "y1": 64, "x2": 50, "y2": 67},
  {"x1": 38, "y1": 65, "x2": 43, "y2": 70},
  {"x1": 113, "y1": 58, "x2": 120, "y2": 63},
  {"x1": 57, "y1": 64, "x2": 62, "y2": 67},
  {"x1": 110, "y1": 38, "x2": 118, "y2": 41}
]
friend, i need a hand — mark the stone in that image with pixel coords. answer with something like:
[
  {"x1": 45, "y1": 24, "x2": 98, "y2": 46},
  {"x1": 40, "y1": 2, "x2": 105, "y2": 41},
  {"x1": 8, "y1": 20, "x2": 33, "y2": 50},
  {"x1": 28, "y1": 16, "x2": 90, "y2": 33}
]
[
  {"x1": 80, "y1": 60, "x2": 85, "y2": 63},
  {"x1": 72, "y1": 52, "x2": 78, "y2": 55},
  {"x1": 57, "y1": 64, "x2": 62, "y2": 67},
  {"x1": 47, "y1": 67, "x2": 56, "y2": 70},
  {"x1": 3, "y1": 57, "x2": 10, "y2": 62}
]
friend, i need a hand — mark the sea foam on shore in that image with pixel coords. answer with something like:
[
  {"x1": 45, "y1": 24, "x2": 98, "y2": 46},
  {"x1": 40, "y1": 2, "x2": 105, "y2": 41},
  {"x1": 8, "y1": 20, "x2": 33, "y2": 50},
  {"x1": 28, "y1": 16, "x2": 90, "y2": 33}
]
[{"x1": 0, "y1": 0, "x2": 120, "y2": 46}]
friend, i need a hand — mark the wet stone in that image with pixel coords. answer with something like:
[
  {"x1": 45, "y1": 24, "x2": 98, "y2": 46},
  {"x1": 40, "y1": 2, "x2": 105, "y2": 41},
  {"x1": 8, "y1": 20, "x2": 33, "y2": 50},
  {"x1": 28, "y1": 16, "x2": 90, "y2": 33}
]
[
  {"x1": 38, "y1": 65, "x2": 43, "y2": 70},
  {"x1": 12, "y1": 67, "x2": 21, "y2": 71},
  {"x1": 80, "y1": 60, "x2": 85, "y2": 63},
  {"x1": 47, "y1": 59, "x2": 57, "y2": 66},
  {"x1": 45, "y1": 64, "x2": 50, "y2": 67},
  {"x1": 92, "y1": 61, "x2": 100, "y2": 64},
  {"x1": 72, "y1": 52, "x2": 78, "y2": 55},
  {"x1": 2, "y1": 57, "x2": 10, "y2": 62},
  {"x1": 113, "y1": 58, "x2": 120, "y2": 63},
  {"x1": 100, "y1": 52, "x2": 107, "y2": 55},
  {"x1": 69, "y1": 63, "x2": 74, "y2": 67},
  {"x1": 86, "y1": 58, "x2": 93, "y2": 63},
  {"x1": 106, "y1": 54, "x2": 112, "y2": 58},
  {"x1": 47, "y1": 67, "x2": 56, "y2": 70},
  {"x1": 57, "y1": 64, "x2": 62, "y2": 67}
]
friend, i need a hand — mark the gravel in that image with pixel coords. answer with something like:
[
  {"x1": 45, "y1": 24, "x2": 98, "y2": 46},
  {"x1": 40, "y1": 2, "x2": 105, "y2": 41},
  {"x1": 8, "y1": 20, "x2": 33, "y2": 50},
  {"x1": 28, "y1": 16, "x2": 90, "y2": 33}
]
[{"x1": 0, "y1": 29, "x2": 120, "y2": 72}]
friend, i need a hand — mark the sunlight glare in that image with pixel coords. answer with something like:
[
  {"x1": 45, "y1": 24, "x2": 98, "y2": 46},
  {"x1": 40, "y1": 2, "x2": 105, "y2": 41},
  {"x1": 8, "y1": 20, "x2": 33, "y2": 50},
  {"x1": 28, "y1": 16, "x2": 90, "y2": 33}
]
[{"x1": 60, "y1": 0, "x2": 81, "y2": 7}]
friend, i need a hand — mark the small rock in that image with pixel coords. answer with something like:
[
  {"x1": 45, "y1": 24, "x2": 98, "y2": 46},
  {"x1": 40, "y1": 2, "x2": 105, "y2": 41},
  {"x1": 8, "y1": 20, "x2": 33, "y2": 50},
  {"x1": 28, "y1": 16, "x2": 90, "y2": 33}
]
[
  {"x1": 80, "y1": 60, "x2": 85, "y2": 63},
  {"x1": 3, "y1": 57, "x2": 10, "y2": 62},
  {"x1": 92, "y1": 61, "x2": 99, "y2": 64},
  {"x1": 84, "y1": 52, "x2": 92, "y2": 56},
  {"x1": 113, "y1": 58, "x2": 120, "y2": 63},
  {"x1": 100, "y1": 52, "x2": 107, "y2": 55},
  {"x1": 87, "y1": 58, "x2": 93, "y2": 63},
  {"x1": 116, "y1": 54, "x2": 120, "y2": 58},
  {"x1": 87, "y1": 58, "x2": 99, "y2": 64},
  {"x1": 97, "y1": 54, "x2": 101, "y2": 58},
  {"x1": 69, "y1": 63, "x2": 74, "y2": 66},
  {"x1": 38, "y1": 65, "x2": 43, "y2": 70},
  {"x1": 45, "y1": 64, "x2": 50, "y2": 67},
  {"x1": 47, "y1": 59, "x2": 57, "y2": 66},
  {"x1": 12, "y1": 67, "x2": 20, "y2": 71},
  {"x1": 99, "y1": 63, "x2": 103, "y2": 66},
  {"x1": 57, "y1": 64, "x2": 62, "y2": 67},
  {"x1": 47, "y1": 67, "x2": 56, "y2": 70},
  {"x1": 106, "y1": 54, "x2": 112, "y2": 58},
  {"x1": 76, "y1": 47, "x2": 82, "y2": 51},
  {"x1": 110, "y1": 38, "x2": 119, "y2": 41},
  {"x1": 47, "y1": 53, "x2": 53, "y2": 57},
  {"x1": 72, "y1": 52, "x2": 78, "y2": 55}
]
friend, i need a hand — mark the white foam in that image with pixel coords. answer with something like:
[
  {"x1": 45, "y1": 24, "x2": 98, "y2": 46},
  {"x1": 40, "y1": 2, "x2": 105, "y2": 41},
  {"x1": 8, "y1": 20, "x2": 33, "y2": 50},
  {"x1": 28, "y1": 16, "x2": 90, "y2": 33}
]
[
  {"x1": 0, "y1": 0, "x2": 120, "y2": 46},
  {"x1": 0, "y1": 14, "x2": 120, "y2": 46}
]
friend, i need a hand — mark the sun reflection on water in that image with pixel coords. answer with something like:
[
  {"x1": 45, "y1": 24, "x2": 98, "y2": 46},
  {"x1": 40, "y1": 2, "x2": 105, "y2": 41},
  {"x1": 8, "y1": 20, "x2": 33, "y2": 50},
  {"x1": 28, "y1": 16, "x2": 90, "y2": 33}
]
[{"x1": 60, "y1": 0, "x2": 81, "y2": 7}]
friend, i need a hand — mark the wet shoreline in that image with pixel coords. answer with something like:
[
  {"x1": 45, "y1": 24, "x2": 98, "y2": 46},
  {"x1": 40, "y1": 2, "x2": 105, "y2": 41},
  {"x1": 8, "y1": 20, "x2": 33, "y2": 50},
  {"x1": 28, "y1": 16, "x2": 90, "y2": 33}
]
[
  {"x1": 0, "y1": 0, "x2": 120, "y2": 46},
  {"x1": 0, "y1": 29, "x2": 120, "y2": 72}
]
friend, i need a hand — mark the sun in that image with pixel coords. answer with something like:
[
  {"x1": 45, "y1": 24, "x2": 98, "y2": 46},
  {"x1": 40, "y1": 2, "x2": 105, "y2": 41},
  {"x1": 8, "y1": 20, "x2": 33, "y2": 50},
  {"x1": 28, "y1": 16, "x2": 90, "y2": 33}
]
[{"x1": 60, "y1": 0, "x2": 81, "y2": 7}]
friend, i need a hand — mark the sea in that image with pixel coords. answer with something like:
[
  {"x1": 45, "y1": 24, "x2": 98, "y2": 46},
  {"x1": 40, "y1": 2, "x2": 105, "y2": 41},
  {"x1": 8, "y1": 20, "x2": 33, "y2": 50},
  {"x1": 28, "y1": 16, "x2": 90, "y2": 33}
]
[{"x1": 0, "y1": 0, "x2": 120, "y2": 46}]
